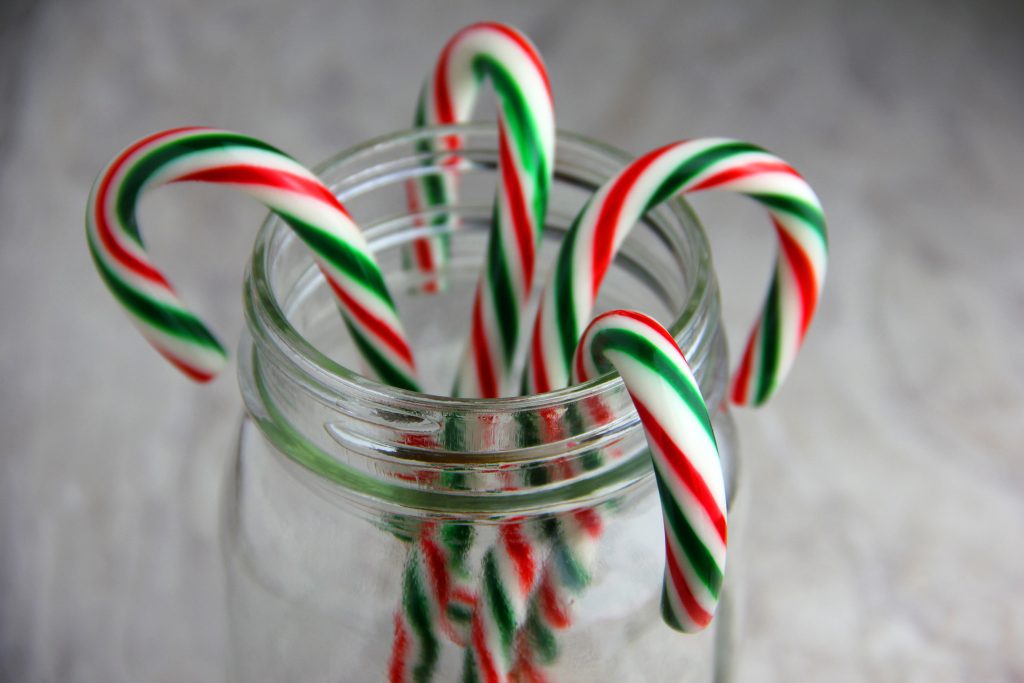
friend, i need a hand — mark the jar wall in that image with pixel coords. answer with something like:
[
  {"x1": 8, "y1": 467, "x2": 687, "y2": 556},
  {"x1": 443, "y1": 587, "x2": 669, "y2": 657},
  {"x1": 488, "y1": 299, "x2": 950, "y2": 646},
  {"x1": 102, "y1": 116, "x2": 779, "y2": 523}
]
[{"x1": 227, "y1": 126, "x2": 745, "y2": 682}]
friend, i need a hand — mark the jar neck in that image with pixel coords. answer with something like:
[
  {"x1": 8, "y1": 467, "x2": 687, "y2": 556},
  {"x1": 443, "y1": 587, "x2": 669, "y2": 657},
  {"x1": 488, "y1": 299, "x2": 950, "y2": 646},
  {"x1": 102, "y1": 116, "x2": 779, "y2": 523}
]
[{"x1": 238, "y1": 125, "x2": 728, "y2": 514}]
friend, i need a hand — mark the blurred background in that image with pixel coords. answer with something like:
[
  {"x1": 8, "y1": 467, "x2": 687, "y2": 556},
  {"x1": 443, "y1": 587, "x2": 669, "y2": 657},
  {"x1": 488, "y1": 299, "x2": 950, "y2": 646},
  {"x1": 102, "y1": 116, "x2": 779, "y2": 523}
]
[{"x1": 1, "y1": 0, "x2": 1022, "y2": 680}]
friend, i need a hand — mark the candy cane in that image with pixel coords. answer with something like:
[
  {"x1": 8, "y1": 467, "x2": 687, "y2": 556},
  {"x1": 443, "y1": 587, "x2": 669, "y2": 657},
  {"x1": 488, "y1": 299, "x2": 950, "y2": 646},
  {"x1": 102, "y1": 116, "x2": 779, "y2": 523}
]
[
  {"x1": 579, "y1": 310, "x2": 726, "y2": 632},
  {"x1": 514, "y1": 507, "x2": 603, "y2": 676},
  {"x1": 516, "y1": 310, "x2": 730, "y2": 680},
  {"x1": 461, "y1": 522, "x2": 543, "y2": 683},
  {"x1": 455, "y1": 408, "x2": 570, "y2": 683},
  {"x1": 86, "y1": 127, "x2": 419, "y2": 389},
  {"x1": 523, "y1": 138, "x2": 828, "y2": 407},
  {"x1": 389, "y1": 521, "x2": 475, "y2": 683},
  {"x1": 409, "y1": 21, "x2": 555, "y2": 398}
]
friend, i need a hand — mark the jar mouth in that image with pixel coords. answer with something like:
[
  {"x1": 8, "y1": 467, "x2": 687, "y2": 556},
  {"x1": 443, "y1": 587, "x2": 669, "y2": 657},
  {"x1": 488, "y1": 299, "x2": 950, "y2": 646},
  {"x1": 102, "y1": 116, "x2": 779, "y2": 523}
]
[{"x1": 244, "y1": 124, "x2": 718, "y2": 416}]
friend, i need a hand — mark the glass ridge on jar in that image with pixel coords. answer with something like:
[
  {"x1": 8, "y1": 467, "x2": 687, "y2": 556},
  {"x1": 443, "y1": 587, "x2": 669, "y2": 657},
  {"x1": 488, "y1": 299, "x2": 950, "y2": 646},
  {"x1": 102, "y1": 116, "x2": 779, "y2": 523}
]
[{"x1": 226, "y1": 124, "x2": 746, "y2": 682}]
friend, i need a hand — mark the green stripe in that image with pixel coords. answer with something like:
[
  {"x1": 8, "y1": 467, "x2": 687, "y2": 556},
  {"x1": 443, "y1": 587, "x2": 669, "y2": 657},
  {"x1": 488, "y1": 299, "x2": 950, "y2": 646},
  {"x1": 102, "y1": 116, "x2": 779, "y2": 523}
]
[
  {"x1": 590, "y1": 328, "x2": 715, "y2": 444},
  {"x1": 461, "y1": 650, "x2": 481, "y2": 683},
  {"x1": 447, "y1": 601, "x2": 473, "y2": 625},
  {"x1": 754, "y1": 275, "x2": 782, "y2": 405},
  {"x1": 654, "y1": 468, "x2": 723, "y2": 598},
  {"x1": 442, "y1": 412, "x2": 467, "y2": 450},
  {"x1": 553, "y1": 534, "x2": 589, "y2": 591},
  {"x1": 281, "y1": 213, "x2": 396, "y2": 309},
  {"x1": 88, "y1": 235, "x2": 225, "y2": 354},
  {"x1": 413, "y1": 85, "x2": 451, "y2": 221},
  {"x1": 425, "y1": 175, "x2": 449, "y2": 226},
  {"x1": 661, "y1": 587, "x2": 684, "y2": 631},
  {"x1": 473, "y1": 57, "x2": 548, "y2": 186},
  {"x1": 525, "y1": 460, "x2": 551, "y2": 486},
  {"x1": 402, "y1": 553, "x2": 439, "y2": 683},
  {"x1": 514, "y1": 406, "x2": 542, "y2": 448},
  {"x1": 525, "y1": 606, "x2": 559, "y2": 663},
  {"x1": 486, "y1": 200, "x2": 519, "y2": 363},
  {"x1": 754, "y1": 193, "x2": 828, "y2": 246},
  {"x1": 441, "y1": 523, "x2": 474, "y2": 576},
  {"x1": 413, "y1": 84, "x2": 428, "y2": 129},
  {"x1": 344, "y1": 317, "x2": 418, "y2": 391},
  {"x1": 553, "y1": 210, "x2": 587, "y2": 377},
  {"x1": 645, "y1": 141, "x2": 762, "y2": 211},
  {"x1": 482, "y1": 551, "x2": 517, "y2": 656},
  {"x1": 117, "y1": 132, "x2": 283, "y2": 246}
]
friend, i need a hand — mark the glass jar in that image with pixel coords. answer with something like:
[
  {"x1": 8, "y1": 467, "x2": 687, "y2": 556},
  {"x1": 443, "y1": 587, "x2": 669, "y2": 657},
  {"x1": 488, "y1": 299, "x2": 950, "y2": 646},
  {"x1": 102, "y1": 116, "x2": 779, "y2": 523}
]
[{"x1": 226, "y1": 125, "x2": 746, "y2": 682}]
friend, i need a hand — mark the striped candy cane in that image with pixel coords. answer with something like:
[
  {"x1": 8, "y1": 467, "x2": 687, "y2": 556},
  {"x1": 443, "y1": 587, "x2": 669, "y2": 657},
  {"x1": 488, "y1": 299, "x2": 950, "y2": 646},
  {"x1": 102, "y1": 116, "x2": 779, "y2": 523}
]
[
  {"x1": 408, "y1": 21, "x2": 556, "y2": 398},
  {"x1": 85, "y1": 127, "x2": 419, "y2": 389},
  {"x1": 513, "y1": 507, "x2": 603, "y2": 678},
  {"x1": 523, "y1": 138, "x2": 828, "y2": 407},
  {"x1": 461, "y1": 522, "x2": 543, "y2": 683},
  {"x1": 517, "y1": 310, "x2": 729, "y2": 680},
  {"x1": 456, "y1": 405, "x2": 571, "y2": 682},
  {"x1": 389, "y1": 521, "x2": 475, "y2": 683},
  {"x1": 576, "y1": 310, "x2": 727, "y2": 632}
]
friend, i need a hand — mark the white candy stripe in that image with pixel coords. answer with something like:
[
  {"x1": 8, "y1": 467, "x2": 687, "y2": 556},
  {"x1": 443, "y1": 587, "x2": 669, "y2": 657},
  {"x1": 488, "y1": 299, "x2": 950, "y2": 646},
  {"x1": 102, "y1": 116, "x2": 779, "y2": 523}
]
[{"x1": 128, "y1": 318, "x2": 227, "y2": 376}]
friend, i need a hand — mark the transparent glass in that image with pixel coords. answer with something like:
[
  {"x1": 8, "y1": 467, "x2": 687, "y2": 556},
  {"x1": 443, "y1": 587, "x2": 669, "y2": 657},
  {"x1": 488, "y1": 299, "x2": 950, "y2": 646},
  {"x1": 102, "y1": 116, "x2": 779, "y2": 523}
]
[{"x1": 226, "y1": 125, "x2": 746, "y2": 682}]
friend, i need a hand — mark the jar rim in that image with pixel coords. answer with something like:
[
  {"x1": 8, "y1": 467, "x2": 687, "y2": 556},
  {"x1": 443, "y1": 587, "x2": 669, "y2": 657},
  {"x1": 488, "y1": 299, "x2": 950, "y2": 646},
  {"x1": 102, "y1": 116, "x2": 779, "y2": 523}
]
[{"x1": 244, "y1": 124, "x2": 717, "y2": 414}]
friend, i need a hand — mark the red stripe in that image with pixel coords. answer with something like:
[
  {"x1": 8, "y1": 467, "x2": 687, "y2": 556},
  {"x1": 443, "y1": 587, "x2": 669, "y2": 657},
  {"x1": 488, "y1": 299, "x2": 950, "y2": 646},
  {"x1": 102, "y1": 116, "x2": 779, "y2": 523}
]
[
  {"x1": 152, "y1": 344, "x2": 215, "y2": 383},
  {"x1": 324, "y1": 275, "x2": 415, "y2": 368},
  {"x1": 529, "y1": 324, "x2": 551, "y2": 394},
  {"x1": 471, "y1": 611, "x2": 500, "y2": 683},
  {"x1": 388, "y1": 613, "x2": 409, "y2": 683},
  {"x1": 573, "y1": 330, "x2": 590, "y2": 382},
  {"x1": 497, "y1": 121, "x2": 536, "y2": 291},
  {"x1": 730, "y1": 328, "x2": 757, "y2": 405},
  {"x1": 633, "y1": 400, "x2": 727, "y2": 544},
  {"x1": 512, "y1": 649, "x2": 549, "y2": 683},
  {"x1": 173, "y1": 164, "x2": 351, "y2": 217},
  {"x1": 664, "y1": 537, "x2": 713, "y2": 629},
  {"x1": 404, "y1": 178, "x2": 425, "y2": 226},
  {"x1": 502, "y1": 524, "x2": 537, "y2": 594},
  {"x1": 433, "y1": 33, "x2": 458, "y2": 125},
  {"x1": 404, "y1": 179, "x2": 438, "y2": 279},
  {"x1": 471, "y1": 293, "x2": 499, "y2": 398},
  {"x1": 538, "y1": 572, "x2": 571, "y2": 629},
  {"x1": 413, "y1": 238, "x2": 436, "y2": 274},
  {"x1": 774, "y1": 218, "x2": 818, "y2": 338},
  {"x1": 573, "y1": 508, "x2": 603, "y2": 537},
  {"x1": 419, "y1": 525, "x2": 451, "y2": 613},
  {"x1": 539, "y1": 407, "x2": 563, "y2": 443},
  {"x1": 686, "y1": 160, "x2": 799, "y2": 192},
  {"x1": 92, "y1": 130, "x2": 208, "y2": 288},
  {"x1": 590, "y1": 144, "x2": 677, "y2": 300},
  {"x1": 583, "y1": 394, "x2": 614, "y2": 428},
  {"x1": 451, "y1": 586, "x2": 477, "y2": 610}
]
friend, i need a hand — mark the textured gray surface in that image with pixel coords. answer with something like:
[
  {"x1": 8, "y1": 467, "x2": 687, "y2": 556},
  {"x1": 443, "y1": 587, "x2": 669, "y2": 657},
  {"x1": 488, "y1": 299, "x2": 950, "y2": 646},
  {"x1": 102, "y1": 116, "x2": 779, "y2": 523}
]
[{"x1": 2, "y1": 0, "x2": 1023, "y2": 680}]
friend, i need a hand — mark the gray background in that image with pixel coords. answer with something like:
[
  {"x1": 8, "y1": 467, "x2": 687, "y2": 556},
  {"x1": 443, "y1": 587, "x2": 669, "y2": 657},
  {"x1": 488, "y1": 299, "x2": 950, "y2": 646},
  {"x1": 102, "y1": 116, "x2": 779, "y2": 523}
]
[{"x1": 2, "y1": 0, "x2": 1022, "y2": 680}]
